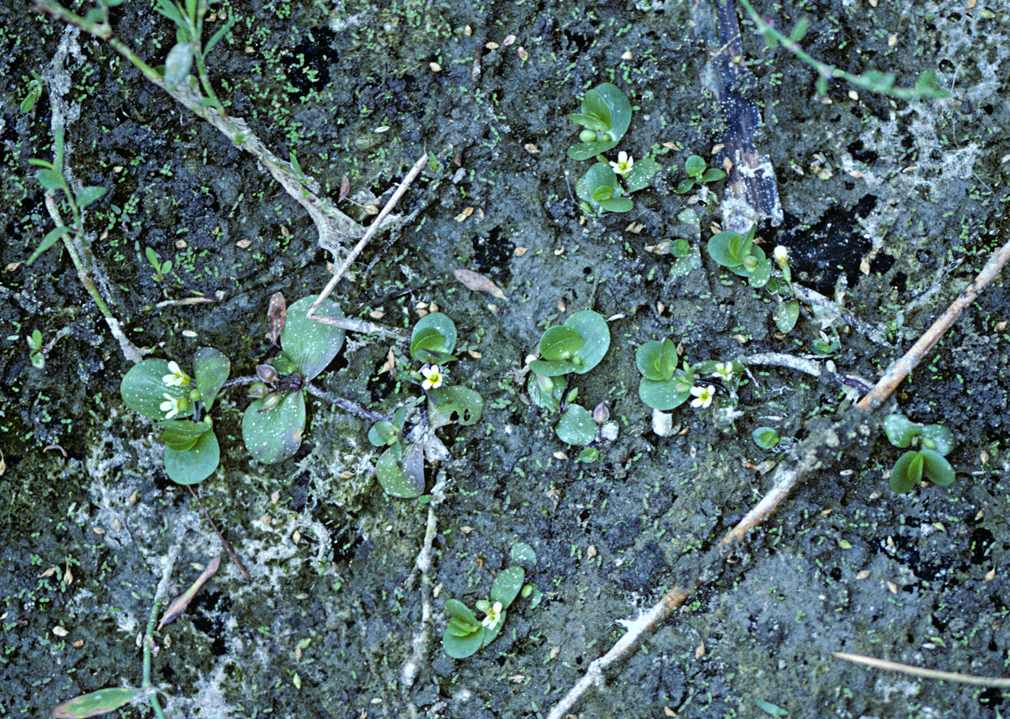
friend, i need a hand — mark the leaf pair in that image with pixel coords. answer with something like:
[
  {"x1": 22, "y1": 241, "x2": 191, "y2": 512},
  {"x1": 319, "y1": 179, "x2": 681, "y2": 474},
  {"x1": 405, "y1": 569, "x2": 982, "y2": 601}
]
[
  {"x1": 883, "y1": 414, "x2": 956, "y2": 493},
  {"x1": 636, "y1": 339, "x2": 695, "y2": 411},
  {"x1": 707, "y1": 225, "x2": 771, "y2": 288},
  {"x1": 409, "y1": 313, "x2": 457, "y2": 364},
  {"x1": 242, "y1": 296, "x2": 345, "y2": 464},
  {"x1": 530, "y1": 311, "x2": 610, "y2": 378},
  {"x1": 566, "y1": 83, "x2": 632, "y2": 160}
]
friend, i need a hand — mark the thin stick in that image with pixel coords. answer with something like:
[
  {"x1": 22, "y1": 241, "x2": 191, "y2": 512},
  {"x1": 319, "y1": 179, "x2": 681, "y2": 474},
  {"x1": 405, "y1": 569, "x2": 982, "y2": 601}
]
[
  {"x1": 546, "y1": 233, "x2": 1010, "y2": 718},
  {"x1": 187, "y1": 485, "x2": 251, "y2": 580},
  {"x1": 307, "y1": 152, "x2": 430, "y2": 322},
  {"x1": 834, "y1": 652, "x2": 1010, "y2": 688}
]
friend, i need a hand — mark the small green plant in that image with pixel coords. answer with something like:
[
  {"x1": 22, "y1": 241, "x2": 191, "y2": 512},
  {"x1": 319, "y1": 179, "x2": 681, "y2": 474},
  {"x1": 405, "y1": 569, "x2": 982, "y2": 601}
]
[
  {"x1": 152, "y1": 0, "x2": 236, "y2": 108},
  {"x1": 883, "y1": 414, "x2": 956, "y2": 493},
  {"x1": 566, "y1": 83, "x2": 632, "y2": 160},
  {"x1": 752, "y1": 426, "x2": 780, "y2": 449},
  {"x1": 145, "y1": 247, "x2": 173, "y2": 282},
  {"x1": 443, "y1": 544, "x2": 533, "y2": 660},
  {"x1": 120, "y1": 348, "x2": 230, "y2": 484},
  {"x1": 368, "y1": 313, "x2": 483, "y2": 498},
  {"x1": 27, "y1": 329, "x2": 45, "y2": 369},
  {"x1": 242, "y1": 296, "x2": 346, "y2": 464},
  {"x1": 707, "y1": 224, "x2": 771, "y2": 288},
  {"x1": 674, "y1": 154, "x2": 726, "y2": 195},
  {"x1": 576, "y1": 162, "x2": 633, "y2": 215},
  {"x1": 20, "y1": 69, "x2": 44, "y2": 114},
  {"x1": 635, "y1": 338, "x2": 696, "y2": 411}
]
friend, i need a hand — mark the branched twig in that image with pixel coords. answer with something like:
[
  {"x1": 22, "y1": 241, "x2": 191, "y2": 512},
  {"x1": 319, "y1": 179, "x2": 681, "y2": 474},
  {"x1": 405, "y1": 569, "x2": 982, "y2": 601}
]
[
  {"x1": 187, "y1": 485, "x2": 250, "y2": 580},
  {"x1": 546, "y1": 231, "x2": 1010, "y2": 718}
]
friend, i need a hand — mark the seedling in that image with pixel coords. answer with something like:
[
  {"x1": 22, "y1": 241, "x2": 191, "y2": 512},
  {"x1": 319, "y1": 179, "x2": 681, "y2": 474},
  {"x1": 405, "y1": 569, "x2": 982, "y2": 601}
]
[
  {"x1": 443, "y1": 558, "x2": 529, "y2": 659},
  {"x1": 707, "y1": 224, "x2": 771, "y2": 288},
  {"x1": 120, "y1": 348, "x2": 230, "y2": 484},
  {"x1": 27, "y1": 329, "x2": 45, "y2": 369},
  {"x1": 674, "y1": 154, "x2": 726, "y2": 194},
  {"x1": 529, "y1": 310, "x2": 610, "y2": 378},
  {"x1": 576, "y1": 162, "x2": 633, "y2": 215},
  {"x1": 242, "y1": 296, "x2": 345, "y2": 464},
  {"x1": 635, "y1": 338, "x2": 696, "y2": 411},
  {"x1": 883, "y1": 414, "x2": 956, "y2": 493},
  {"x1": 145, "y1": 247, "x2": 173, "y2": 282},
  {"x1": 566, "y1": 83, "x2": 632, "y2": 160},
  {"x1": 752, "y1": 427, "x2": 780, "y2": 449}
]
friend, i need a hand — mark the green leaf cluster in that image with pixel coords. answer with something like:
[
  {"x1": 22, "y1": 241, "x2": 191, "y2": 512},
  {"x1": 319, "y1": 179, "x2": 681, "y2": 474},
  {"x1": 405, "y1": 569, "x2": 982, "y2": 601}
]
[
  {"x1": 707, "y1": 225, "x2": 771, "y2": 288},
  {"x1": 883, "y1": 414, "x2": 956, "y2": 493},
  {"x1": 120, "y1": 347, "x2": 230, "y2": 484},
  {"x1": 636, "y1": 338, "x2": 696, "y2": 411},
  {"x1": 566, "y1": 83, "x2": 632, "y2": 160},
  {"x1": 443, "y1": 566, "x2": 526, "y2": 659},
  {"x1": 674, "y1": 154, "x2": 727, "y2": 194},
  {"x1": 242, "y1": 296, "x2": 345, "y2": 464},
  {"x1": 576, "y1": 162, "x2": 632, "y2": 215},
  {"x1": 410, "y1": 312, "x2": 457, "y2": 364},
  {"x1": 530, "y1": 311, "x2": 610, "y2": 378}
]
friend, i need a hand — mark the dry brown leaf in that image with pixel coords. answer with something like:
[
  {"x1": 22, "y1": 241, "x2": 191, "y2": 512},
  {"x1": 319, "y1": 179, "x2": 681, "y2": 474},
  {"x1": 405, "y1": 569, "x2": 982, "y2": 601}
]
[
  {"x1": 380, "y1": 348, "x2": 395, "y2": 375},
  {"x1": 268, "y1": 292, "x2": 286, "y2": 346},
  {"x1": 157, "y1": 556, "x2": 222, "y2": 631},
  {"x1": 454, "y1": 268, "x2": 508, "y2": 300},
  {"x1": 524, "y1": 143, "x2": 540, "y2": 154},
  {"x1": 338, "y1": 176, "x2": 350, "y2": 203}
]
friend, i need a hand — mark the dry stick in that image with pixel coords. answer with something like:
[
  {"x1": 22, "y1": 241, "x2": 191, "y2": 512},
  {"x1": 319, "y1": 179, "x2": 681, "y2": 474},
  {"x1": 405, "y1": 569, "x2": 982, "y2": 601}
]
[
  {"x1": 307, "y1": 152, "x2": 431, "y2": 323},
  {"x1": 187, "y1": 486, "x2": 251, "y2": 580},
  {"x1": 833, "y1": 652, "x2": 1010, "y2": 688},
  {"x1": 546, "y1": 233, "x2": 1010, "y2": 719}
]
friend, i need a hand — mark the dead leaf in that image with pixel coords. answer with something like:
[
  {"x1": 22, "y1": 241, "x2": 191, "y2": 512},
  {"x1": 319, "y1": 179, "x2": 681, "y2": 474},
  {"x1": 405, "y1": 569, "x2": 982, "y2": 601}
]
[
  {"x1": 549, "y1": 645, "x2": 561, "y2": 659},
  {"x1": 53, "y1": 626, "x2": 69, "y2": 637},
  {"x1": 454, "y1": 268, "x2": 508, "y2": 300},
  {"x1": 454, "y1": 207, "x2": 474, "y2": 222},
  {"x1": 695, "y1": 641, "x2": 705, "y2": 659},
  {"x1": 338, "y1": 176, "x2": 350, "y2": 203},
  {"x1": 513, "y1": 247, "x2": 529, "y2": 257},
  {"x1": 523, "y1": 143, "x2": 540, "y2": 154},
  {"x1": 268, "y1": 292, "x2": 286, "y2": 346},
  {"x1": 157, "y1": 556, "x2": 221, "y2": 631},
  {"x1": 0, "y1": 449, "x2": 4, "y2": 476}
]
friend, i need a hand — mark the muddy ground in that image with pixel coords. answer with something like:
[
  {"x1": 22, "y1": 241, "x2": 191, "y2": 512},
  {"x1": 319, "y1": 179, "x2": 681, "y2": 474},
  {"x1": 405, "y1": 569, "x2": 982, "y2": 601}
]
[{"x1": 2, "y1": 1, "x2": 1010, "y2": 717}]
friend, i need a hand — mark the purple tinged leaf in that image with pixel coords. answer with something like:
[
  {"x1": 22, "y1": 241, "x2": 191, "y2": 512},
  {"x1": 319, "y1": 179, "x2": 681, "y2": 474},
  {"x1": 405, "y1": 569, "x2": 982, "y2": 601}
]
[{"x1": 157, "y1": 555, "x2": 221, "y2": 631}]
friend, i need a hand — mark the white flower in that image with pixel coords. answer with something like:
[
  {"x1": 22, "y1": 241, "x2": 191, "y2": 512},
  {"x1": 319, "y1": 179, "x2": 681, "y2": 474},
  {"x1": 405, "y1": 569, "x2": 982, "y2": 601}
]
[
  {"x1": 690, "y1": 384, "x2": 716, "y2": 409},
  {"x1": 421, "y1": 364, "x2": 445, "y2": 390},
  {"x1": 481, "y1": 601, "x2": 504, "y2": 630},
  {"x1": 710, "y1": 362, "x2": 734, "y2": 382},
  {"x1": 162, "y1": 361, "x2": 191, "y2": 387},
  {"x1": 159, "y1": 393, "x2": 187, "y2": 420},
  {"x1": 609, "y1": 151, "x2": 634, "y2": 176},
  {"x1": 773, "y1": 245, "x2": 789, "y2": 265}
]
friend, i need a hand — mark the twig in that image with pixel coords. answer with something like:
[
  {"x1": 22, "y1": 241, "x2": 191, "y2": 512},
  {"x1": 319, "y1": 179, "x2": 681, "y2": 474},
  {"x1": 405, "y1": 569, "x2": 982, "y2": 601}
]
[
  {"x1": 307, "y1": 152, "x2": 431, "y2": 322},
  {"x1": 400, "y1": 471, "x2": 449, "y2": 695},
  {"x1": 546, "y1": 232, "x2": 1010, "y2": 719},
  {"x1": 304, "y1": 384, "x2": 388, "y2": 423},
  {"x1": 833, "y1": 652, "x2": 1010, "y2": 688},
  {"x1": 187, "y1": 485, "x2": 251, "y2": 580}
]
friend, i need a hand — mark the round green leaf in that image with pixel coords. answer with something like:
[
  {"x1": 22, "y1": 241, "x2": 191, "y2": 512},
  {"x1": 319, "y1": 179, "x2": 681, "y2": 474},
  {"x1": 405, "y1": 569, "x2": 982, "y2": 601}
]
[
  {"x1": 567, "y1": 140, "x2": 617, "y2": 161},
  {"x1": 592, "y1": 83, "x2": 632, "y2": 142},
  {"x1": 368, "y1": 420, "x2": 400, "y2": 447},
  {"x1": 510, "y1": 542, "x2": 537, "y2": 569},
  {"x1": 121, "y1": 359, "x2": 179, "y2": 420},
  {"x1": 920, "y1": 424, "x2": 954, "y2": 456},
  {"x1": 638, "y1": 377, "x2": 692, "y2": 411},
  {"x1": 444, "y1": 598, "x2": 479, "y2": 624},
  {"x1": 527, "y1": 373, "x2": 566, "y2": 413},
  {"x1": 752, "y1": 427, "x2": 780, "y2": 449},
  {"x1": 746, "y1": 253, "x2": 771, "y2": 288},
  {"x1": 375, "y1": 444, "x2": 424, "y2": 498},
  {"x1": 242, "y1": 391, "x2": 306, "y2": 464},
  {"x1": 164, "y1": 428, "x2": 219, "y2": 485},
  {"x1": 280, "y1": 296, "x2": 346, "y2": 381},
  {"x1": 775, "y1": 299, "x2": 800, "y2": 334},
  {"x1": 555, "y1": 403, "x2": 596, "y2": 446},
  {"x1": 707, "y1": 230, "x2": 746, "y2": 269},
  {"x1": 883, "y1": 414, "x2": 921, "y2": 448},
  {"x1": 443, "y1": 624, "x2": 485, "y2": 659},
  {"x1": 429, "y1": 386, "x2": 484, "y2": 427},
  {"x1": 599, "y1": 196, "x2": 634, "y2": 213},
  {"x1": 685, "y1": 154, "x2": 706, "y2": 178},
  {"x1": 565, "y1": 310, "x2": 610, "y2": 374},
  {"x1": 889, "y1": 449, "x2": 924, "y2": 493},
  {"x1": 539, "y1": 325, "x2": 584, "y2": 361},
  {"x1": 411, "y1": 313, "x2": 457, "y2": 360},
  {"x1": 624, "y1": 157, "x2": 662, "y2": 194},
  {"x1": 920, "y1": 448, "x2": 955, "y2": 486},
  {"x1": 192, "y1": 347, "x2": 230, "y2": 411},
  {"x1": 529, "y1": 359, "x2": 578, "y2": 378},
  {"x1": 636, "y1": 339, "x2": 678, "y2": 381},
  {"x1": 576, "y1": 163, "x2": 620, "y2": 213},
  {"x1": 491, "y1": 566, "x2": 526, "y2": 609}
]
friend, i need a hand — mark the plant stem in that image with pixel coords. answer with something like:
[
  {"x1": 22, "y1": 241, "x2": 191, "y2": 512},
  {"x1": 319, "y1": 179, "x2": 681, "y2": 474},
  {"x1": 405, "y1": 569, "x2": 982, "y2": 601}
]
[{"x1": 143, "y1": 597, "x2": 167, "y2": 719}]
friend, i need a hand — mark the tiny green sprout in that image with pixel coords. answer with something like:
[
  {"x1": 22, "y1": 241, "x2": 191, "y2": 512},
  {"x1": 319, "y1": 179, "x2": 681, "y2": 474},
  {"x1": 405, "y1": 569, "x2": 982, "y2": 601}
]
[
  {"x1": 706, "y1": 224, "x2": 771, "y2": 288},
  {"x1": 145, "y1": 247, "x2": 173, "y2": 282},
  {"x1": 20, "y1": 70, "x2": 44, "y2": 114},
  {"x1": 442, "y1": 563, "x2": 528, "y2": 659},
  {"x1": 120, "y1": 348, "x2": 230, "y2": 484},
  {"x1": 882, "y1": 414, "x2": 956, "y2": 493},
  {"x1": 27, "y1": 329, "x2": 45, "y2": 369},
  {"x1": 566, "y1": 83, "x2": 632, "y2": 160},
  {"x1": 530, "y1": 310, "x2": 610, "y2": 378},
  {"x1": 674, "y1": 154, "x2": 727, "y2": 194},
  {"x1": 636, "y1": 338, "x2": 696, "y2": 411}
]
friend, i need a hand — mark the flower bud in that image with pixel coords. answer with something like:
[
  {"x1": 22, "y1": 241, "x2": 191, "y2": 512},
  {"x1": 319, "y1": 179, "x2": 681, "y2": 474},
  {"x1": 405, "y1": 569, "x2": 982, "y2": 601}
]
[
  {"x1": 579, "y1": 129, "x2": 597, "y2": 144},
  {"x1": 593, "y1": 402, "x2": 610, "y2": 425},
  {"x1": 259, "y1": 391, "x2": 283, "y2": 412},
  {"x1": 247, "y1": 382, "x2": 269, "y2": 399},
  {"x1": 257, "y1": 364, "x2": 279, "y2": 383},
  {"x1": 189, "y1": 388, "x2": 202, "y2": 402}
]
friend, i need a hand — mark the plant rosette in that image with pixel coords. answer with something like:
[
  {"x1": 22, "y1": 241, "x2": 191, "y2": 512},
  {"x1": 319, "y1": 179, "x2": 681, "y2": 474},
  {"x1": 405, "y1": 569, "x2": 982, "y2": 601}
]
[
  {"x1": 120, "y1": 348, "x2": 231, "y2": 484},
  {"x1": 529, "y1": 310, "x2": 611, "y2": 378},
  {"x1": 566, "y1": 83, "x2": 632, "y2": 160},
  {"x1": 883, "y1": 414, "x2": 956, "y2": 493},
  {"x1": 241, "y1": 295, "x2": 346, "y2": 464},
  {"x1": 707, "y1": 224, "x2": 771, "y2": 288},
  {"x1": 636, "y1": 338, "x2": 696, "y2": 411},
  {"x1": 674, "y1": 154, "x2": 727, "y2": 195},
  {"x1": 442, "y1": 566, "x2": 525, "y2": 659}
]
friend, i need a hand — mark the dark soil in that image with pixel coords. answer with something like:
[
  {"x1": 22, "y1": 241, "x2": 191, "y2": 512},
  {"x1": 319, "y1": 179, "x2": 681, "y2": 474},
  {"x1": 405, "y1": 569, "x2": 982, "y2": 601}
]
[{"x1": 2, "y1": 1, "x2": 1010, "y2": 718}]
